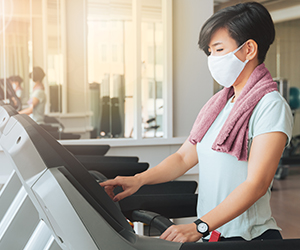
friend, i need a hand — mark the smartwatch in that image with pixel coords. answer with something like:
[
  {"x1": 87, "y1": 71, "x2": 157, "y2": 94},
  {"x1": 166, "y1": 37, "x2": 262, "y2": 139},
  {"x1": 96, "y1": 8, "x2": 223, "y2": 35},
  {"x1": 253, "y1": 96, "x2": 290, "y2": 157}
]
[{"x1": 194, "y1": 219, "x2": 210, "y2": 237}]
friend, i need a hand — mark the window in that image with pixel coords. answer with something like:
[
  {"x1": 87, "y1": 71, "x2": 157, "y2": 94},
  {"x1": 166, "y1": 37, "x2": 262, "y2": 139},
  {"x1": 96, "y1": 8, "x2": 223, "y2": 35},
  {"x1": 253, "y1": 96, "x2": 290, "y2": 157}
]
[
  {"x1": 0, "y1": 0, "x2": 172, "y2": 141},
  {"x1": 86, "y1": 0, "x2": 172, "y2": 139},
  {"x1": 141, "y1": 22, "x2": 164, "y2": 138}
]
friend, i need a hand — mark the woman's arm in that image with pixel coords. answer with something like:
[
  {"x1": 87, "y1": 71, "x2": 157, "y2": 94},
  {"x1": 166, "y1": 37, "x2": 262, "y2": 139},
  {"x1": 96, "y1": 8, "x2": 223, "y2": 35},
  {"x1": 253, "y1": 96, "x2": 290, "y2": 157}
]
[
  {"x1": 19, "y1": 97, "x2": 39, "y2": 115},
  {"x1": 160, "y1": 131, "x2": 287, "y2": 243},
  {"x1": 100, "y1": 139, "x2": 198, "y2": 201}
]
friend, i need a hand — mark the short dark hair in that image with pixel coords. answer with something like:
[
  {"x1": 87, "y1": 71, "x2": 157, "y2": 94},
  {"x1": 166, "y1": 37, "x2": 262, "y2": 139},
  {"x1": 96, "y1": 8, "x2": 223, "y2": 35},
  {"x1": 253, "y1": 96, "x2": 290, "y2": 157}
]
[
  {"x1": 29, "y1": 66, "x2": 46, "y2": 82},
  {"x1": 198, "y1": 2, "x2": 275, "y2": 64},
  {"x1": 8, "y1": 75, "x2": 23, "y2": 84}
]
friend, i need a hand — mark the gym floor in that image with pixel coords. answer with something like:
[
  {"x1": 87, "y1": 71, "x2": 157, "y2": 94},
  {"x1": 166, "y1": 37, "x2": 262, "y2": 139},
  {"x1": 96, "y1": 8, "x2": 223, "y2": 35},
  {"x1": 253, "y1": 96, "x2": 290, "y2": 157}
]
[{"x1": 271, "y1": 165, "x2": 300, "y2": 239}]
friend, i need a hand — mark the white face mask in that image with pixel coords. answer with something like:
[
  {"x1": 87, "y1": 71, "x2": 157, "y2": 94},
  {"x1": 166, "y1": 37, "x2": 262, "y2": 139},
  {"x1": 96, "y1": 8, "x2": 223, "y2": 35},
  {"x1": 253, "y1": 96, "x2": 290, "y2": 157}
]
[{"x1": 208, "y1": 43, "x2": 249, "y2": 88}]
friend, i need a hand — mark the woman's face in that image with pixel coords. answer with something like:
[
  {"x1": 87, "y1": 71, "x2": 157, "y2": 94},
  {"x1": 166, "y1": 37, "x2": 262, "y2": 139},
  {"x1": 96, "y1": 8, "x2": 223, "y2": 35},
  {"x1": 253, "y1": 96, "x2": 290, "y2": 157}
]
[
  {"x1": 208, "y1": 28, "x2": 246, "y2": 62},
  {"x1": 11, "y1": 81, "x2": 19, "y2": 89}
]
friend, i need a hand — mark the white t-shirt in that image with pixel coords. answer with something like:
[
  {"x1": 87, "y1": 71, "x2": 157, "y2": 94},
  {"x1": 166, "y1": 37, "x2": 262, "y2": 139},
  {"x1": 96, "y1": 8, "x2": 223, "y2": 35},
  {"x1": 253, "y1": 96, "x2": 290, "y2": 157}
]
[
  {"x1": 31, "y1": 89, "x2": 46, "y2": 124},
  {"x1": 196, "y1": 91, "x2": 293, "y2": 240}
]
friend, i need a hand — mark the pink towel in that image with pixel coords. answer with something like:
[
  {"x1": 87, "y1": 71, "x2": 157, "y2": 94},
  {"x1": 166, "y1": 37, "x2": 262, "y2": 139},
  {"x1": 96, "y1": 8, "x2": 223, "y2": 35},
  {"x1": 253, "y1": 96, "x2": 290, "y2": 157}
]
[{"x1": 188, "y1": 63, "x2": 278, "y2": 161}]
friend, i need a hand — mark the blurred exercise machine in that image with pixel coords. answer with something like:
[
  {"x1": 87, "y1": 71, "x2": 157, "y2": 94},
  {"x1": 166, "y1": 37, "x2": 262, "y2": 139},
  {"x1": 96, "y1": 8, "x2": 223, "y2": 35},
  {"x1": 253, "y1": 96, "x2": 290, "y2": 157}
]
[
  {"x1": 0, "y1": 78, "x2": 22, "y2": 111},
  {"x1": 275, "y1": 80, "x2": 300, "y2": 179},
  {"x1": 1, "y1": 107, "x2": 300, "y2": 249}
]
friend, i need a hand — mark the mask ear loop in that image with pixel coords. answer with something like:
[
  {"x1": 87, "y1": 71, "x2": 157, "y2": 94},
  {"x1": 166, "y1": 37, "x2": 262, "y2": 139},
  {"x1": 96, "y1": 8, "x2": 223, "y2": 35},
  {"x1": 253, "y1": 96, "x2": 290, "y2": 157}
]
[
  {"x1": 233, "y1": 41, "x2": 247, "y2": 54},
  {"x1": 233, "y1": 42, "x2": 249, "y2": 64}
]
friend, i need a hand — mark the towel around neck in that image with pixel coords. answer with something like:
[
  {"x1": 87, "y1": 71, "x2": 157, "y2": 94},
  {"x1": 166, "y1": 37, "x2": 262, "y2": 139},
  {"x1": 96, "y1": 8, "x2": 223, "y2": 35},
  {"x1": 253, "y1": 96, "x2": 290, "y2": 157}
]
[{"x1": 188, "y1": 63, "x2": 278, "y2": 161}]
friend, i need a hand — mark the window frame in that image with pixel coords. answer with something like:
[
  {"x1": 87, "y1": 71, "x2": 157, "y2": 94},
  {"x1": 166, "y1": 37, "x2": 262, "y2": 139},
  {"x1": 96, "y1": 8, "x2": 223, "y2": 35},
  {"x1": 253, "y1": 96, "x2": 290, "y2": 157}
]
[{"x1": 84, "y1": 0, "x2": 173, "y2": 141}]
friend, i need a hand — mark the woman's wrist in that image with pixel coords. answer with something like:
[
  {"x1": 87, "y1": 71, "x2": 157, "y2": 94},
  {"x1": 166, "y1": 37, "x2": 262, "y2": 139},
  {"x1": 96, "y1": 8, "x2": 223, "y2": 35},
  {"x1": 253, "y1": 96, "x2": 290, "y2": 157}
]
[
  {"x1": 194, "y1": 219, "x2": 210, "y2": 238},
  {"x1": 134, "y1": 173, "x2": 145, "y2": 187}
]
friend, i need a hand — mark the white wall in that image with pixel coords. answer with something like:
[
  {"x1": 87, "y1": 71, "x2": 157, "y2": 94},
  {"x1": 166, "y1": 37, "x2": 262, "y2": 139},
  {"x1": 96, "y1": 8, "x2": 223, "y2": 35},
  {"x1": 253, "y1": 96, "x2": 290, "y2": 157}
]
[{"x1": 172, "y1": 0, "x2": 214, "y2": 137}]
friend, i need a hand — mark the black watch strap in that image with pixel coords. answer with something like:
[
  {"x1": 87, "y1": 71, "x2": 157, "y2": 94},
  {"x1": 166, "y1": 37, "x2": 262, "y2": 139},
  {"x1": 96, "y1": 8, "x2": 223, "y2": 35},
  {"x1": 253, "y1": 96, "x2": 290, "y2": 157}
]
[{"x1": 194, "y1": 219, "x2": 210, "y2": 238}]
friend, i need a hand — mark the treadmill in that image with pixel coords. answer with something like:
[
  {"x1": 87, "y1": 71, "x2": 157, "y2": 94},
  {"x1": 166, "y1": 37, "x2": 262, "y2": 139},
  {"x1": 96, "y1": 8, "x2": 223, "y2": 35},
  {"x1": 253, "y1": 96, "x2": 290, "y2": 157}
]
[{"x1": 1, "y1": 113, "x2": 300, "y2": 250}]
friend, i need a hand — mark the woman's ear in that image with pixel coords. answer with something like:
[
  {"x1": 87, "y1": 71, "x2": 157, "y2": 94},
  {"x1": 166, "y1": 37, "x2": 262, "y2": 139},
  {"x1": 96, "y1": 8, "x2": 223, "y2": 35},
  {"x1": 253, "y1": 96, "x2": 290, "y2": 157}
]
[{"x1": 245, "y1": 39, "x2": 258, "y2": 61}]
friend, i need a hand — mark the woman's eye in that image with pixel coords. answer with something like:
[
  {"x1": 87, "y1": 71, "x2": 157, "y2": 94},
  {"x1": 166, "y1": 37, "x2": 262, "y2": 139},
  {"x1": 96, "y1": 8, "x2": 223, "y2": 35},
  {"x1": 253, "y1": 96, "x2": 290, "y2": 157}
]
[{"x1": 216, "y1": 48, "x2": 223, "y2": 52}]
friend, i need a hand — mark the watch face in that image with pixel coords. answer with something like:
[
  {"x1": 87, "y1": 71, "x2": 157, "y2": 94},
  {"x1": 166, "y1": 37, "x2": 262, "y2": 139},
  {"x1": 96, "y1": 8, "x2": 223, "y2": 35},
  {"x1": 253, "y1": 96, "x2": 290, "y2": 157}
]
[{"x1": 198, "y1": 223, "x2": 208, "y2": 233}]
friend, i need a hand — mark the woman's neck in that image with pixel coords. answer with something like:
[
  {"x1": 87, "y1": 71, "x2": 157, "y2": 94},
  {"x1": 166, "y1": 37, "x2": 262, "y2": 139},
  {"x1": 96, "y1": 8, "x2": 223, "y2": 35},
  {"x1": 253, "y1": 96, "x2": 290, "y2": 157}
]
[
  {"x1": 33, "y1": 81, "x2": 44, "y2": 90},
  {"x1": 232, "y1": 60, "x2": 259, "y2": 102}
]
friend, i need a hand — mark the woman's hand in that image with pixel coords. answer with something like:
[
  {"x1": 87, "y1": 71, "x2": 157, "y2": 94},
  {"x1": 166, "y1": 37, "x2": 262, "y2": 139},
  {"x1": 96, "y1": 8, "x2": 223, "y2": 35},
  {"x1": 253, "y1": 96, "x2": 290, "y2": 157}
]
[
  {"x1": 100, "y1": 175, "x2": 142, "y2": 202},
  {"x1": 160, "y1": 223, "x2": 201, "y2": 243},
  {"x1": 19, "y1": 97, "x2": 39, "y2": 115}
]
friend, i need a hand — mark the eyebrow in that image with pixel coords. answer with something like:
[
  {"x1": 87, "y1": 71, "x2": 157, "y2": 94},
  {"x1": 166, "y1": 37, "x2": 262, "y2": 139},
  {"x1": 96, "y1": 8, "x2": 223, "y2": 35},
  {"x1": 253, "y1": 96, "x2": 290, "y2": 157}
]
[{"x1": 209, "y1": 42, "x2": 223, "y2": 48}]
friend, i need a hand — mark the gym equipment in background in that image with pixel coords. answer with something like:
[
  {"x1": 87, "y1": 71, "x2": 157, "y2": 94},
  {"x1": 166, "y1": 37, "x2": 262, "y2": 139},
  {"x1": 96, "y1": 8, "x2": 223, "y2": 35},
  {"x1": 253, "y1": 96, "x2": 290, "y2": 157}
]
[
  {"x1": 274, "y1": 79, "x2": 300, "y2": 180},
  {"x1": 289, "y1": 87, "x2": 300, "y2": 110},
  {"x1": 0, "y1": 78, "x2": 22, "y2": 111}
]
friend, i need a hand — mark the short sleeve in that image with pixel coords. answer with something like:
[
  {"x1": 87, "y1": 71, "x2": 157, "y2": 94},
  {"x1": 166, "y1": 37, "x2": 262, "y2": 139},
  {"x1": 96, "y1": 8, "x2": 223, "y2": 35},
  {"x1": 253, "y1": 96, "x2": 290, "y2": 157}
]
[
  {"x1": 249, "y1": 91, "x2": 293, "y2": 145},
  {"x1": 32, "y1": 89, "x2": 45, "y2": 103}
]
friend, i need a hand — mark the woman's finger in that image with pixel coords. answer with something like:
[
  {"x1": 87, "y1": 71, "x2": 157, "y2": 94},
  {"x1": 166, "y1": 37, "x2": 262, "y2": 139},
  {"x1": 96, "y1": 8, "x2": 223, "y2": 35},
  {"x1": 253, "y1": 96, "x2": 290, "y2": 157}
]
[
  {"x1": 113, "y1": 188, "x2": 134, "y2": 202},
  {"x1": 104, "y1": 186, "x2": 116, "y2": 199},
  {"x1": 160, "y1": 226, "x2": 175, "y2": 241},
  {"x1": 100, "y1": 179, "x2": 120, "y2": 187}
]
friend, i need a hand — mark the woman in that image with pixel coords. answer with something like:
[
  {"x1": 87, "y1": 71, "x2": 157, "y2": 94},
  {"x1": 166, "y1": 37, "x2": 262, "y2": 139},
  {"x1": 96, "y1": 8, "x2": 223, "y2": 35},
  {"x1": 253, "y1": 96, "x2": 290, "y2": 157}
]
[
  {"x1": 9, "y1": 75, "x2": 23, "y2": 99},
  {"x1": 20, "y1": 66, "x2": 46, "y2": 124},
  {"x1": 101, "y1": 2, "x2": 293, "y2": 242}
]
